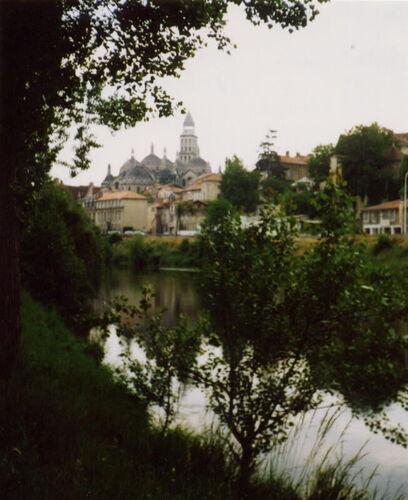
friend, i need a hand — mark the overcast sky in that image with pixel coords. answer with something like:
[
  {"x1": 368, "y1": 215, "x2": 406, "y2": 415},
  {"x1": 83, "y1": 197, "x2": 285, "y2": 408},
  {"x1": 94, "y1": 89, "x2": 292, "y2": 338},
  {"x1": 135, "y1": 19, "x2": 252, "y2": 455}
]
[{"x1": 51, "y1": 0, "x2": 408, "y2": 186}]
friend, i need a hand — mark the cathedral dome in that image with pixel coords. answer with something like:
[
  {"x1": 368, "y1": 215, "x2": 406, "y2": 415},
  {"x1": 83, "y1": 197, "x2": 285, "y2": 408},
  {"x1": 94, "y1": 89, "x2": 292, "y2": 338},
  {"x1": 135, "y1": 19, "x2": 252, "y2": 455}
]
[
  {"x1": 187, "y1": 157, "x2": 209, "y2": 170},
  {"x1": 142, "y1": 153, "x2": 161, "y2": 170},
  {"x1": 142, "y1": 144, "x2": 161, "y2": 170},
  {"x1": 119, "y1": 156, "x2": 142, "y2": 177},
  {"x1": 123, "y1": 164, "x2": 155, "y2": 185},
  {"x1": 160, "y1": 157, "x2": 174, "y2": 171}
]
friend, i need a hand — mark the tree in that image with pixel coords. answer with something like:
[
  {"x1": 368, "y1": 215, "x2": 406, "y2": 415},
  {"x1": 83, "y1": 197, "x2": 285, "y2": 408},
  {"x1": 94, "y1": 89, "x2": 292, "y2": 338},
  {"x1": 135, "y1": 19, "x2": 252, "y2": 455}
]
[
  {"x1": 20, "y1": 180, "x2": 105, "y2": 334},
  {"x1": 202, "y1": 198, "x2": 235, "y2": 228},
  {"x1": 256, "y1": 130, "x2": 285, "y2": 178},
  {"x1": 197, "y1": 184, "x2": 408, "y2": 492},
  {"x1": 256, "y1": 130, "x2": 292, "y2": 199},
  {"x1": 335, "y1": 123, "x2": 400, "y2": 205},
  {"x1": 307, "y1": 143, "x2": 335, "y2": 186},
  {"x1": 131, "y1": 183, "x2": 408, "y2": 495},
  {"x1": 0, "y1": 0, "x2": 328, "y2": 379},
  {"x1": 220, "y1": 156, "x2": 261, "y2": 213}
]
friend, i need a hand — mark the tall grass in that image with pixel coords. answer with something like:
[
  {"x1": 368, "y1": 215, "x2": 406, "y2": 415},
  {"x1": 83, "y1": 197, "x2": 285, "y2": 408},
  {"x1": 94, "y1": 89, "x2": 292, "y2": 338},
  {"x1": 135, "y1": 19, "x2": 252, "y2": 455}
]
[{"x1": 260, "y1": 408, "x2": 406, "y2": 500}]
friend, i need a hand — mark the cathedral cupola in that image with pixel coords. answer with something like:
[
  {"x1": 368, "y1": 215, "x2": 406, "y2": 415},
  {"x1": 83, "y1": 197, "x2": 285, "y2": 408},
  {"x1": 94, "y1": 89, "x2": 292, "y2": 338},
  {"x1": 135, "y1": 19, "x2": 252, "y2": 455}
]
[{"x1": 177, "y1": 111, "x2": 200, "y2": 165}]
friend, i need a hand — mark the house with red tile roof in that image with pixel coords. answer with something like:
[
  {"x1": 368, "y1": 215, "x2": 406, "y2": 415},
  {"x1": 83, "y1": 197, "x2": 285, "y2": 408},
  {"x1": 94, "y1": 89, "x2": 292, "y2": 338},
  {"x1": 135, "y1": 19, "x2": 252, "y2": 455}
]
[{"x1": 361, "y1": 199, "x2": 406, "y2": 235}]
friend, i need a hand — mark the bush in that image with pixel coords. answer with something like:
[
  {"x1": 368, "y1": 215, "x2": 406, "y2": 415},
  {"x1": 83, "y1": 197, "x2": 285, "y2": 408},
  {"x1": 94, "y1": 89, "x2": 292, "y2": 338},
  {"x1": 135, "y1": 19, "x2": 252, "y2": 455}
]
[
  {"x1": 20, "y1": 180, "x2": 105, "y2": 334},
  {"x1": 372, "y1": 233, "x2": 397, "y2": 255}
]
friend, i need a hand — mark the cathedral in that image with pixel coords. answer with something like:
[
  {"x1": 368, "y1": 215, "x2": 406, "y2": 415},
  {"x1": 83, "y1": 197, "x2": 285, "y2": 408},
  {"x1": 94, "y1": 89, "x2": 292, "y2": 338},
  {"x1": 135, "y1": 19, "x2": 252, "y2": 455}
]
[{"x1": 101, "y1": 112, "x2": 211, "y2": 192}]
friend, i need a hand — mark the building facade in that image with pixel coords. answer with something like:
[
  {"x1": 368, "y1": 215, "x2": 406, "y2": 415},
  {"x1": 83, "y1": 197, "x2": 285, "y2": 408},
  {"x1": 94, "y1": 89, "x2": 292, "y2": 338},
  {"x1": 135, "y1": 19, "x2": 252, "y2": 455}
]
[
  {"x1": 94, "y1": 191, "x2": 148, "y2": 233},
  {"x1": 362, "y1": 200, "x2": 405, "y2": 235}
]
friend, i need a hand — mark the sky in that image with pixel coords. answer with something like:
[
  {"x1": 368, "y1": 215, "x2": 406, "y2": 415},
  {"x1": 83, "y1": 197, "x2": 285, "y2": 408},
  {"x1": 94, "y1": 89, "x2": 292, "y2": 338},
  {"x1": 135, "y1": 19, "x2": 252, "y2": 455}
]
[{"x1": 51, "y1": 0, "x2": 408, "y2": 186}]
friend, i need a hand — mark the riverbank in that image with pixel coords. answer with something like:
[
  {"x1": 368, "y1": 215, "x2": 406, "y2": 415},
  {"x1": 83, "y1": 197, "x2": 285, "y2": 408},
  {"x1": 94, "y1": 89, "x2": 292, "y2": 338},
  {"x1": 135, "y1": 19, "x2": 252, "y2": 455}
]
[
  {"x1": 108, "y1": 234, "x2": 203, "y2": 269},
  {"x1": 0, "y1": 293, "x2": 304, "y2": 499},
  {"x1": 1, "y1": 294, "x2": 392, "y2": 499},
  {"x1": 108, "y1": 232, "x2": 408, "y2": 272}
]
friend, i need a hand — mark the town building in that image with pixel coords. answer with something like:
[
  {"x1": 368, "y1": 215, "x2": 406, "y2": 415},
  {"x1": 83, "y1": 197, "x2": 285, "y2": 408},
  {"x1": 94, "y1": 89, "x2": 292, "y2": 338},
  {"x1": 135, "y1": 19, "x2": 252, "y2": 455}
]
[
  {"x1": 147, "y1": 173, "x2": 221, "y2": 235},
  {"x1": 361, "y1": 200, "x2": 406, "y2": 235},
  {"x1": 280, "y1": 152, "x2": 309, "y2": 181},
  {"x1": 101, "y1": 112, "x2": 211, "y2": 192},
  {"x1": 93, "y1": 191, "x2": 148, "y2": 233}
]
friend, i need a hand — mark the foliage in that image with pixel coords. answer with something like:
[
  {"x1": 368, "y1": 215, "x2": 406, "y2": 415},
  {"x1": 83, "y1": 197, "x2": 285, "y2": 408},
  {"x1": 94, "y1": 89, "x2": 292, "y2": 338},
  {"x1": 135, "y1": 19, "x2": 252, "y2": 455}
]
[
  {"x1": 4, "y1": 0, "x2": 328, "y2": 191},
  {"x1": 220, "y1": 156, "x2": 261, "y2": 213},
  {"x1": 112, "y1": 289, "x2": 201, "y2": 433},
  {"x1": 256, "y1": 130, "x2": 293, "y2": 199},
  {"x1": 335, "y1": 123, "x2": 400, "y2": 204},
  {"x1": 262, "y1": 175, "x2": 292, "y2": 199},
  {"x1": 20, "y1": 180, "x2": 105, "y2": 334},
  {"x1": 307, "y1": 143, "x2": 335, "y2": 186},
  {"x1": 399, "y1": 154, "x2": 408, "y2": 196},
  {"x1": 203, "y1": 198, "x2": 236, "y2": 228},
  {"x1": 130, "y1": 182, "x2": 408, "y2": 494},
  {"x1": 1, "y1": 293, "x2": 249, "y2": 500},
  {"x1": 0, "y1": 0, "x2": 329, "y2": 381},
  {"x1": 372, "y1": 234, "x2": 397, "y2": 256},
  {"x1": 129, "y1": 235, "x2": 154, "y2": 270},
  {"x1": 283, "y1": 190, "x2": 317, "y2": 217},
  {"x1": 113, "y1": 235, "x2": 203, "y2": 269},
  {"x1": 256, "y1": 129, "x2": 286, "y2": 180}
]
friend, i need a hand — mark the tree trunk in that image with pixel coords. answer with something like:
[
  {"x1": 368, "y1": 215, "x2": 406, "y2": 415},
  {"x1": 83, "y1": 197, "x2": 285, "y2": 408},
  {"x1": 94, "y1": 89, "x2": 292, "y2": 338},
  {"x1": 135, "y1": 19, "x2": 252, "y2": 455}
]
[
  {"x1": 237, "y1": 445, "x2": 255, "y2": 499},
  {"x1": 0, "y1": 157, "x2": 21, "y2": 382},
  {"x1": 0, "y1": 3, "x2": 29, "y2": 381}
]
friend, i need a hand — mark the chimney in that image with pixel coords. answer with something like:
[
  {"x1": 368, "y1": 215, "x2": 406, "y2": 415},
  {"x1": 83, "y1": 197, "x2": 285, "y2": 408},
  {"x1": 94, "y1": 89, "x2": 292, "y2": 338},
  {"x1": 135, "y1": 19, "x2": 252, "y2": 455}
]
[
  {"x1": 286, "y1": 150, "x2": 289, "y2": 157},
  {"x1": 296, "y1": 152, "x2": 300, "y2": 158}
]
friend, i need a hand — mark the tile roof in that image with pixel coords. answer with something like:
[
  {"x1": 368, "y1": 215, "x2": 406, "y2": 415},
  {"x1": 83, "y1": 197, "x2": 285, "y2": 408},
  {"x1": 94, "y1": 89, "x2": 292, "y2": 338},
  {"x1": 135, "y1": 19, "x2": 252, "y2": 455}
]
[
  {"x1": 196, "y1": 173, "x2": 222, "y2": 183},
  {"x1": 98, "y1": 191, "x2": 146, "y2": 201},
  {"x1": 362, "y1": 200, "x2": 402, "y2": 211},
  {"x1": 280, "y1": 154, "x2": 308, "y2": 165}
]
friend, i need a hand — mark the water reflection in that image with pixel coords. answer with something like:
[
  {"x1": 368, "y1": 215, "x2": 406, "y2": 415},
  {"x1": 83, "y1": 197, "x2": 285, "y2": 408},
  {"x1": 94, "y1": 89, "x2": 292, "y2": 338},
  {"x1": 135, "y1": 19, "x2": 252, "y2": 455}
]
[
  {"x1": 97, "y1": 269, "x2": 408, "y2": 497},
  {"x1": 96, "y1": 268, "x2": 202, "y2": 325}
]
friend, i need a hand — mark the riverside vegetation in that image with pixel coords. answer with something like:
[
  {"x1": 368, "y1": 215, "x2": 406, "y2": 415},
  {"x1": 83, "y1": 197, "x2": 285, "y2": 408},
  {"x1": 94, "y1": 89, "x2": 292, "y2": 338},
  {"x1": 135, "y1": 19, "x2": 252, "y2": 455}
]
[{"x1": 2, "y1": 180, "x2": 408, "y2": 498}]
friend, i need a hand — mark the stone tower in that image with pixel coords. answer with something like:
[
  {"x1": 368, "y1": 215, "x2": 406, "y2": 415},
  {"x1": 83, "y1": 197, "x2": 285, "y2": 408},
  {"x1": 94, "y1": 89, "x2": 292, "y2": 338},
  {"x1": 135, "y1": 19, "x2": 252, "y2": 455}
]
[{"x1": 177, "y1": 112, "x2": 200, "y2": 165}]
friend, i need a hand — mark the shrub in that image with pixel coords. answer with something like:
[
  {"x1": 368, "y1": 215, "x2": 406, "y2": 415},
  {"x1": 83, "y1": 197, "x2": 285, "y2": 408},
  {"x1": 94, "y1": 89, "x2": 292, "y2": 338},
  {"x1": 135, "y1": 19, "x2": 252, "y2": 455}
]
[{"x1": 372, "y1": 233, "x2": 397, "y2": 255}]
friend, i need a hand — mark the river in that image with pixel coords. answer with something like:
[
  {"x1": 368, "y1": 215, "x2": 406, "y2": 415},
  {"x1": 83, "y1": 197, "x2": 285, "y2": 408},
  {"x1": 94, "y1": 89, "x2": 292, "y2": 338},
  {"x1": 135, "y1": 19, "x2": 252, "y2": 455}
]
[{"x1": 96, "y1": 268, "x2": 408, "y2": 497}]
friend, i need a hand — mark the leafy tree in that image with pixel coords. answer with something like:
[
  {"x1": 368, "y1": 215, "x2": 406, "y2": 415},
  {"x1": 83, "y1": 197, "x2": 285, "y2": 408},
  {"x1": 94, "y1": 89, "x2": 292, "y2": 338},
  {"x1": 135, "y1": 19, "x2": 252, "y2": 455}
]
[
  {"x1": 129, "y1": 183, "x2": 408, "y2": 495},
  {"x1": 0, "y1": 0, "x2": 327, "y2": 378},
  {"x1": 220, "y1": 156, "x2": 261, "y2": 213},
  {"x1": 20, "y1": 180, "x2": 105, "y2": 334},
  {"x1": 283, "y1": 190, "x2": 317, "y2": 217},
  {"x1": 256, "y1": 130, "x2": 285, "y2": 179},
  {"x1": 307, "y1": 143, "x2": 335, "y2": 186},
  {"x1": 256, "y1": 130, "x2": 292, "y2": 199},
  {"x1": 197, "y1": 183, "x2": 408, "y2": 491},
  {"x1": 203, "y1": 198, "x2": 235, "y2": 228},
  {"x1": 335, "y1": 123, "x2": 400, "y2": 205},
  {"x1": 399, "y1": 154, "x2": 408, "y2": 195}
]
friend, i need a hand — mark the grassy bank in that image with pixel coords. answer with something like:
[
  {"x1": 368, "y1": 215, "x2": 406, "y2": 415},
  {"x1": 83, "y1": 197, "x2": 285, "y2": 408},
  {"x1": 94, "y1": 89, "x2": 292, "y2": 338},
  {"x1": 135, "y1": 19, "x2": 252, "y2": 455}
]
[
  {"x1": 1, "y1": 294, "x2": 402, "y2": 499},
  {"x1": 0, "y1": 294, "x2": 239, "y2": 499}
]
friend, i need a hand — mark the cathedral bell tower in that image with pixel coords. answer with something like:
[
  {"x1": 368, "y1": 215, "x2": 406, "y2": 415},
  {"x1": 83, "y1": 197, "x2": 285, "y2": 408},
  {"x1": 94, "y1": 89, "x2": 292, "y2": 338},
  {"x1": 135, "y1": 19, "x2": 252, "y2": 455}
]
[{"x1": 176, "y1": 112, "x2": 200, "y2": 165}]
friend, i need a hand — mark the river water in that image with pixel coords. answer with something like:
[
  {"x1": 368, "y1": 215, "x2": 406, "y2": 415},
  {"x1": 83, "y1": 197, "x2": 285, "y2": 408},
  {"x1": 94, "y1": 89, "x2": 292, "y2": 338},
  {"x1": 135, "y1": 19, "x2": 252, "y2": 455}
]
[{"x1": 96, "y1": 268, "x2": 408, "y2": 497}]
